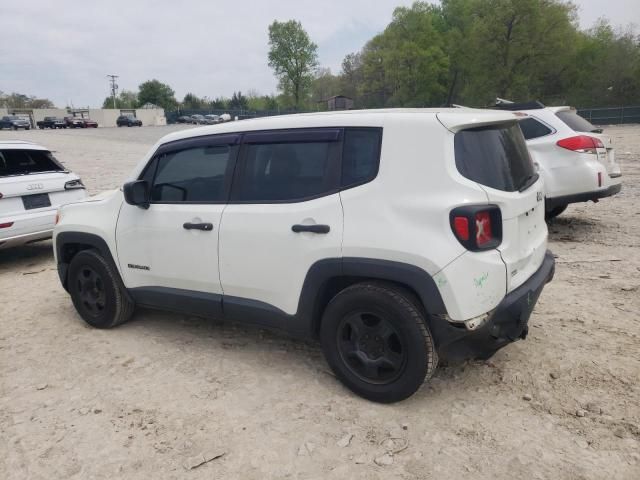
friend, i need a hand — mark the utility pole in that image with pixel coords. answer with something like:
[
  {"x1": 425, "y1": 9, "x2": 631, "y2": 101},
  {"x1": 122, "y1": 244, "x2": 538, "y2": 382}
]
[{"x1": 106, "y1": 75, "x2": 119, "y2": 109}]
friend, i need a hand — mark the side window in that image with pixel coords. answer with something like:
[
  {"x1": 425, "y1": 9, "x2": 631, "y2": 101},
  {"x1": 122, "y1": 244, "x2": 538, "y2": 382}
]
[
  {"x1": 150, "y1": 145, "x2": 234, "y2": 202},
  {"x1": 341, "y1": 128, "x2": 382, "y2": 187},
  {"x1": 235, "y1": 141, "x2": 335, "y2": 202},
  {"x1": 518, "y1": 117, "x2": 553, "y2": 140}
]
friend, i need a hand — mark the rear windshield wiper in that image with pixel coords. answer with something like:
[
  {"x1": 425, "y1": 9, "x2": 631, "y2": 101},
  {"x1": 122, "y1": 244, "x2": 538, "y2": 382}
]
[
  {"x1": 590, "y1": 128, "x2": 603, "y2": 134},
  {"x1": 518, "y1": 173, "x2": 539, "y2": 192}
]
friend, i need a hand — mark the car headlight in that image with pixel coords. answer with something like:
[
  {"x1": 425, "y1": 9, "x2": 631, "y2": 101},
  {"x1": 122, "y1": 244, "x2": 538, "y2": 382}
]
[{"x1": 64, "y1": 179, "x2": 85, "y2": 190}]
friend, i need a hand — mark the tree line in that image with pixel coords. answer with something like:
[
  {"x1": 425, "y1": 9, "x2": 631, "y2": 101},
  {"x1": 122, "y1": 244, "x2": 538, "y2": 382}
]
[
  {"x1": 319, "y1": 0, "x2": 640, "y2": 109},
  {"x1": 122, "y1": 1, "x2": 639, "y2": 112},
  {"x1": 3, "y1": 1, "x2": 638, "y2": 112}
]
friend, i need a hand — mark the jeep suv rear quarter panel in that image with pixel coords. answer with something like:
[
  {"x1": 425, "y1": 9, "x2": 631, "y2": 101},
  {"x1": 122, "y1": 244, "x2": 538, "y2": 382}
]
[{"x1": 340, "y1": 115, "x2": 503, "y2": 320}]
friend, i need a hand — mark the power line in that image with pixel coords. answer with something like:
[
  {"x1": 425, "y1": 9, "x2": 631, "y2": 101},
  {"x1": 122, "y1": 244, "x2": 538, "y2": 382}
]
[{"x1": 106, "y1": 75, "x2": 119, "y2": 109}]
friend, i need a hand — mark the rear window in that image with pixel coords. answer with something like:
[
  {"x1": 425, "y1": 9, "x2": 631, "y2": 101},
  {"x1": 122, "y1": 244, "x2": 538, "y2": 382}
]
[
  {"x1": 236, "y1": 142, "x2": 334, "y2": 202},
  {"x1": 556, "y1": 110, "x2": 599, "y2": 133},
  {"x1": 454, "y1": 123, "x2": 535, "y2": 192},
  {"x1": 518, "y1": 117, "x2": 553, "y2": 140},
  {"x1": 0, "y1": 149, "x2": 64, "y2": 177}
]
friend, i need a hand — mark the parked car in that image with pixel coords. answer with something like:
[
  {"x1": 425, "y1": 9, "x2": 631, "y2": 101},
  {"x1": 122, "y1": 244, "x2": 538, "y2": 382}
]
[
  {"x1": 64, "y1": 117, "x2": 85, "y2": 129},
  {"x1": 0, "y1": 116, "x2": 31, "y2": 130},
  {"x1": 117, "y1": 115, "x2": 142, "y2": 127},
  {"x1": 0, "y1": 140, "x2": 87, "y2": 249},
  {"x1": 53, "y1": 109, "x2": 554, "y2": 402},
  {"x1": 494, "y1": 100, "x2": 622, "y2": 219},
  {"x1": 37, "y1": 117, "x2": 66, "y2": 129},
  {"x1": 204, "y1": 114, "x2": 221, "y2": 124},
  {"x1": 190, "y1": 114, "x2": 208, "y2": 125},
  {"x1": 80, "y1": 118, "x2": 98, "y2": 128},
  {"x1": 176, "y1": 115, "x2": 193, "y2": 124}
]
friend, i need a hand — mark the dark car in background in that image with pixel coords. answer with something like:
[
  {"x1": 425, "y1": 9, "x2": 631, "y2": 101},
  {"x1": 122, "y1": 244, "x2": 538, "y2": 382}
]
[
  {"x1": 190, "y1": 114, "x2": 208, "y2": 124},
  {"x1": 117, "y1": 115, "x2": 143, "y2": 127},
  {"x1": 80, "y1": 118, "x2": 98, "y2": 128},
  {"x1": 0, "y1": 116, "x2": 31, "y2": 130},
  {"x1": 37, "y1": 117, "x2": 66, "y2": 129},
  {"x1": 176, "y1": 115, "x2": 193, "y2": 124},
  {"x1": 64, "y1": 117, "x2": 85, "y2": 128}
]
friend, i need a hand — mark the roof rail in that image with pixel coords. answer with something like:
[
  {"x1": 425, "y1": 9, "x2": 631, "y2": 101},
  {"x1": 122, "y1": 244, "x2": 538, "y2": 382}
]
[{"x1": 494, "y1": 98, "x2": 545, "y2": 111}]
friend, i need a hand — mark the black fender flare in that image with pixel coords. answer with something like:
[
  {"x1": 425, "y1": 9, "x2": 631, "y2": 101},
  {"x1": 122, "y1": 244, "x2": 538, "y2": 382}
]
[
  {"x1": 55, "y1": 232, "x2": 120, "y2": 291},
  {"x1": 297, "y1": 257, "x2": 447, "y2": 338}
]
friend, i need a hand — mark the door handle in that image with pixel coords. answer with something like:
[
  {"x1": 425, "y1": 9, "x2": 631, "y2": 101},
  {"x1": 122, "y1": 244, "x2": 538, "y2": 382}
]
[
  {"x1": 291, "y1": 224, "x2": 330, "y2": 234},
  {"x1": 183, "y1": 222, "x2": 214, "y2": 231}
]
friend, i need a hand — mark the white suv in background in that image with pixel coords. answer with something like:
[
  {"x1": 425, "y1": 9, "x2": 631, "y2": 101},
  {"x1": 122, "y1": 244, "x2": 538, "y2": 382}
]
[
  {"x1": 0, "y1": 141, "x2": 87, "y2": 249},
  {"x1": 495, "y1": 100, "x2": 622, "y2": 219},
  {"x1": 54, "y1": 109, "x2": 554, "y2": 402}
]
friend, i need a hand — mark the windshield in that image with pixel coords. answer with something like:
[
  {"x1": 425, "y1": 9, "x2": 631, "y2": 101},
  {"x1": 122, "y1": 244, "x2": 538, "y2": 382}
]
[
  {"x1": 454, "y1": 122, "x2": 536, "y2": 192},
  {"x1": 0, "y1": 149, "x2": 65, "y2": 176},
  {"x1": 556, "y1": 110, "x2": 600, "y2": 133}
]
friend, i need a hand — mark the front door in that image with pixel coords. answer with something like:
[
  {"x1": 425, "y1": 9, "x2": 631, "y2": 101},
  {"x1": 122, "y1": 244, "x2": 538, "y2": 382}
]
[{"x1": 116, "y1": 135, "x2": 239, "y2": 314}]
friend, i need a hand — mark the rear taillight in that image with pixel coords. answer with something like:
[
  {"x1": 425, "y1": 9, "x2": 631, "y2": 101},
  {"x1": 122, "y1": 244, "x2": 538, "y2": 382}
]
[
  {"x1": 556, "y1": 135, "x2": 604, "y2": 154},
  {"x1": 450, "y1": 205, "x2": 502, "y2": 251},
  {"x1": 64, "y1": 179, "x2": 85, "y2": 190}
]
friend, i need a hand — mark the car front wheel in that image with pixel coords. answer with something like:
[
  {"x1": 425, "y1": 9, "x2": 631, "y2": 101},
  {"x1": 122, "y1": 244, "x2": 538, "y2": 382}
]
[
  {"x1": 68, "y1": 250, "x2": 135, "y2": 329},
  {"x1": 320, "y1": 282, "x2": 438, "y2": 403}
]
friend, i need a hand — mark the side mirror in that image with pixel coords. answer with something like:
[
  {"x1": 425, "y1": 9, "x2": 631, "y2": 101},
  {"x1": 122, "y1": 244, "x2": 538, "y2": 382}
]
[{"x1": 123, "y1": 180, "x2": 150, "y2": 209}]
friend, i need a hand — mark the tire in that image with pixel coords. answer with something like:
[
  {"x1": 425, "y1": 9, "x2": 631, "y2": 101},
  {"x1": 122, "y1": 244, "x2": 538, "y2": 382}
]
[
  {"x1": 546, "y1": 204, "x2": 568, "y2": 220},
  {"x1": 320, "y1": 282, "x2": 438, "y2": 403},
  {"x1": 12, "y1": 126, "x2": 17, "y2": 131},
  {"x1": 67, "y1": 250, "x2": 135, "y2": 329}
]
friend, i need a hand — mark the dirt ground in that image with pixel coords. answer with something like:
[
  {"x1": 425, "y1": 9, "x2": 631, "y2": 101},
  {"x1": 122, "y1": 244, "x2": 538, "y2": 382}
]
[{"x1": 1, "y1": 124, "x2": 638, "y2": 479}]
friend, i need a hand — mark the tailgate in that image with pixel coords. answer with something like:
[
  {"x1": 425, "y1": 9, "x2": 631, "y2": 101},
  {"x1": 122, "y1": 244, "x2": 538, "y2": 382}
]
[{"x1": 450, "y1": 120, "x2": 548, "y2": 292}]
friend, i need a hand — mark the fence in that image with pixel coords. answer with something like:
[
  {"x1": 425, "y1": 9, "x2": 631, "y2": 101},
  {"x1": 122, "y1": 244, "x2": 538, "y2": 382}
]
[{"x1": 577, "y1": 106, "x2": 640, "y2": 125}]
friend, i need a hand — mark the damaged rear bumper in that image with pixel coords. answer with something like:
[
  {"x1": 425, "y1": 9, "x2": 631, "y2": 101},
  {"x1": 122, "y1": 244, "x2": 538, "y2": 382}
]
[{"x1": 431, "y1": 250, "x2": 555, "y2": 363}]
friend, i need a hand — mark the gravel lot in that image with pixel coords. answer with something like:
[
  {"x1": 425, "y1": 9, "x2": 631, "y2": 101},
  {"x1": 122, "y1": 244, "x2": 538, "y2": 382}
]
[{"x1": 1, "y1": 124, "x2": 639, "y2": 479}]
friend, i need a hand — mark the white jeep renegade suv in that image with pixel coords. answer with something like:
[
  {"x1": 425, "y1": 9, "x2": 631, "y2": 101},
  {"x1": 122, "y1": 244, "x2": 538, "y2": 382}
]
[{"x1": 53, "y1": 109, "x2": 555, "y2": 402}]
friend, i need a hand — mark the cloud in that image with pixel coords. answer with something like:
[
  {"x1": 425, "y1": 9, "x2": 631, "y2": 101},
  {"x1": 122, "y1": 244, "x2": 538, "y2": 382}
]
[{"x1": 0, "y1": 0, "x2": 637, "y2": 107}]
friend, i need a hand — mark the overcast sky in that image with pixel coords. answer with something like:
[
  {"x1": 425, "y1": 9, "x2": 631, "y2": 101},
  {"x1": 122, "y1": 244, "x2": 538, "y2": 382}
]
[{"x1": 1, "y1": 0, "x2": 638, "y2": 108}]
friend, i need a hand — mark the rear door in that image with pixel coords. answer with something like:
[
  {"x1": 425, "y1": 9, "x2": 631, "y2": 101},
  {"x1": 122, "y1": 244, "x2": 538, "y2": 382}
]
[
  {"x1": 451, "y1": 121, "x2": 547, "y2": 292},
  {"x1": 219, "y1": 129, "x2": 343, "y2": 319}
]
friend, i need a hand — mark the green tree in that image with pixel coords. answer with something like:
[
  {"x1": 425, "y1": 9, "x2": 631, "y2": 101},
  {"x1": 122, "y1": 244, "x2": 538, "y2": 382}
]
[
  {"x1": 357, "y1": 3, "x2": 449, "y2": 107},
  {"x1": 228, "y1": 91, "x2": 248, "y2": 110},
  {"x1": 0, "y1": 91, "x2": 55, "y2": 108},
  {"x1": 137, "y1": 79, "x2": 177, "y2": 110},
  {"x1": 210, "y1": 97, "x2": 228, "y2": 110},
  {"x1": 102, "y1": 89, "x2": 138, "y2": 109},
  {"x1": 268, "y1": 20, "x2": 319, "y2": 109},
  {"x1": 311, "y1": 68, "x2": 342, "y2": 107},
  {"x1": 182, "y1": 92, "x2": 203, "y2": 110}
]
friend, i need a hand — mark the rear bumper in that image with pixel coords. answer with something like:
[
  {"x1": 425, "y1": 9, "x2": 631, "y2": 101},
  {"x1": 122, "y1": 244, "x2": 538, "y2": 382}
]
[
  {"x1": 546, "y1": 183, "x2": 621, "y2": 210},
  {"x1": 431, "y1": 250, "x2": 555, "y2": 363},
  {"x1": 0, "y1": 229, "x2": 52, "y2": 249}
]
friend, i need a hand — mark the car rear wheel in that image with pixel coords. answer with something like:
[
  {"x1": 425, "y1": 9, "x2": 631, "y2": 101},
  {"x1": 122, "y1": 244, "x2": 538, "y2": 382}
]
[
  {"x1": 320, "y1": 282, "x2": 438, "y2": 403},
  {"x1": 68, "y1": 250, "x2": 135, "y2": 329}
]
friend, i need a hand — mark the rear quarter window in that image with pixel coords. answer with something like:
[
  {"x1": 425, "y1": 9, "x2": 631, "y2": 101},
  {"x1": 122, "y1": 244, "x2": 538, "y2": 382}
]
[
  {"x1": 454, "y1": 123, "x2": 535, "y2": 192},
  {"x1": 518, "y1": 117, "x2": 553, "y2": 140}
]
